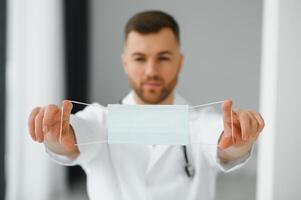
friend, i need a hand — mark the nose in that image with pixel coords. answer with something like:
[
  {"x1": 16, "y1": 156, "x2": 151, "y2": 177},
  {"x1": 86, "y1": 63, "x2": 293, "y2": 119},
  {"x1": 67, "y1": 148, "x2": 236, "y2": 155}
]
[{"x1": 145, "y1": 60, "x2": 159, "y2": 77}]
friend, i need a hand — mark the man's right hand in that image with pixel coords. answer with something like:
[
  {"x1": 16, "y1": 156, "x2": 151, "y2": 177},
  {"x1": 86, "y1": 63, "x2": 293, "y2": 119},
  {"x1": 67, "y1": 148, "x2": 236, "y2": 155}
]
[{"x1": 28, "y1": 100, "x2": 80, "y2": 159}]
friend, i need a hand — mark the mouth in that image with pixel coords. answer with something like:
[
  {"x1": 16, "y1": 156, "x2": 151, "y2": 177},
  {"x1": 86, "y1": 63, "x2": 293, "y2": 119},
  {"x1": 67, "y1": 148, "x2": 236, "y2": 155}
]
[{"x1": 142, "y1": 81, "x2": 162, "y2": 90}]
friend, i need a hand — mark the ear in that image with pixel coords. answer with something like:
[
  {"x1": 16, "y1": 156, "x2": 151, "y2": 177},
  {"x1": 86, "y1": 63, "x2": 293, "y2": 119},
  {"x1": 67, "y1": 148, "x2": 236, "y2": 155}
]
[
  {"x1": 178, "y1": 53, "x2": 184, "y2": 73},
  {"x1": 121, "y1": 53, "x2": 129, "y2": 75}
]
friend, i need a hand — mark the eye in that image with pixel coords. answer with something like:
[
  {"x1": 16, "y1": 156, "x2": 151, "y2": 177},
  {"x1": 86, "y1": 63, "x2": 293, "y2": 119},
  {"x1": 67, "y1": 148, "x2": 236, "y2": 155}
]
[
  {"x1": 159, "y1": 56, "x2": 170, "y2": 61},
  {"x1": 134, "y1": 57, "x2": 146, "y2": 62}
]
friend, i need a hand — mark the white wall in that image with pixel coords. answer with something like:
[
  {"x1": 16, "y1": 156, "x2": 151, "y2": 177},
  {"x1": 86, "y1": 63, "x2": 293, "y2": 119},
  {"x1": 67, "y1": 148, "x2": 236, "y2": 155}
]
[
  {"x1": 257, "y1": 0, "x2": 301, "y2": 199},
  {"x1": 6, "y1": 0, "x2": 66, "y2": 199},
  {"x1": 89, "y1": 1, "x2": 262, "y2": 199}
]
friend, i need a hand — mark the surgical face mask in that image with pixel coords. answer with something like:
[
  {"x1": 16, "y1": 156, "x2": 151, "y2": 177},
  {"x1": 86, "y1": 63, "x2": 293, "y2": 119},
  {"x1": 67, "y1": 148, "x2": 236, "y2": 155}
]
[
  {"x1": 107, "y1": 104, "x2": 189, "y2": 145},
  {"x1": 59, "y1": 100, "x2": 233, "y2": 147}
]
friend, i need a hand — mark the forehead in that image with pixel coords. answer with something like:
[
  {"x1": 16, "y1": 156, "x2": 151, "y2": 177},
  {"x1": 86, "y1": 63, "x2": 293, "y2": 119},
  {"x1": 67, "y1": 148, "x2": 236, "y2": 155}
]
[{"x1": 124, "y1": 28, "x2": 179, "y2": 54}]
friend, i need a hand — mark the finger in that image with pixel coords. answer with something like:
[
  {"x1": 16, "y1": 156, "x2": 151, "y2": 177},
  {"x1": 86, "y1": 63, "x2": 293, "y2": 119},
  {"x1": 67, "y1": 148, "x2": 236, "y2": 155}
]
[
  {"x1": 238, "y1": 111, "x2": 252, "y2": 141},
  {"x1": 232, "y1": 122, "x2": 243, "y2": 145},
  {"x1": 222, "y1": 100, "x2": 233, "y2": 138},
  {"x1": 218, "y1": 131, "x2": 232, "y2": 149},
  {"x1": 43, "y1": 104, "x2": 60, "y2": 133},
  {"x1": 244, "y1": 111, "x2": 258, "y2": 140},
  {"x1": 62, "y1": 100, "x2": 73, "y2": 124},
  {"x1": 28, "y1": 107, "x2": 41, "y2": 141},
  {"x1": 253, "y1": 112, "x2": 265, "y2": 134},
  {"x1": 231, "y1": 110, "x2": 241, "y2": 144},
  {"x1": 34, "y1": 108, "x2": 45, "y2": 143},
  {"x1": 232, "y1": 109, "x2": 240, "y2": 124},
  {"x1": 61, "y1": 100, "x2": 73, "y2": 136}
]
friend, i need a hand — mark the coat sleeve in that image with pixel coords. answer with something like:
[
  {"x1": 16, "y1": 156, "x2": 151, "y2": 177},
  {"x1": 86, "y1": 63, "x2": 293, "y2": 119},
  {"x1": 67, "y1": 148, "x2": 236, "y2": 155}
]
[
  {"x1": 45, "y1": 103, "x2": 107, "y2": 166},
  {"x1": 190, "y1": 107, "x2": 253, "y2": 173}
]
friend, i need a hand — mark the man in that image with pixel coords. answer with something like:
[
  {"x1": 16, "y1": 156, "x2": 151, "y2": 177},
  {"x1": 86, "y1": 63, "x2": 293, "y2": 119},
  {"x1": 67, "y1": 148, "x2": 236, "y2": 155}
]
[{"x1": 28, "y1": 10, "x2": 264, "y2": 200}]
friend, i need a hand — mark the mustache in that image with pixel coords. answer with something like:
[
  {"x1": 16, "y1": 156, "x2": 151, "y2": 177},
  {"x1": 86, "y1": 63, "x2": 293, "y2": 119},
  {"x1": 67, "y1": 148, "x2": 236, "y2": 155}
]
[{"x1": 143, "y1": 75, "x2": 164, "y2": 82}]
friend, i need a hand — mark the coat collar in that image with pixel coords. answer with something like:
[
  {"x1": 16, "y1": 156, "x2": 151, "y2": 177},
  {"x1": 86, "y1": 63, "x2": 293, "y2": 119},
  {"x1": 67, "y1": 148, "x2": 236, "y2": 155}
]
[
  {"x1": 121, "y1": 90, "x2": 189, "y2": 174},
  {"x1": 121, "y1": 90, "x2": 188, "y2": 105}
]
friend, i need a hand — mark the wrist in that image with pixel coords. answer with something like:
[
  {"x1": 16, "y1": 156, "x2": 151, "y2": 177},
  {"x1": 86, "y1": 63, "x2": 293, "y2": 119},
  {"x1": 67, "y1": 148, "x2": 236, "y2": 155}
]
[{"x1": 218, "y1": 142, "x2": 253, "y2": 163}]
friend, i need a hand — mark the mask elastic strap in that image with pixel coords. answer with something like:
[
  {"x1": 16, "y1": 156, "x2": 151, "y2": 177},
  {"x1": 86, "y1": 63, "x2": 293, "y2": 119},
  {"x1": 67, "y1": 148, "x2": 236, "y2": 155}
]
[{"x1": 189, "y1": 100, "x2": 225, "y2": 110}]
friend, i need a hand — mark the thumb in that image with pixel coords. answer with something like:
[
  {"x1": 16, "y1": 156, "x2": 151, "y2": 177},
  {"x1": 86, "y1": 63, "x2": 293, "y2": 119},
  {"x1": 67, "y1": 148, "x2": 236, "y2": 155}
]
[
  {"x1": 60, "y1": 100, "x2": 73, "y2": 139},
  {"x1": 60, "y1": 100, "x2": 77, "y2": 150},
  {"x1": 222, "y1": 99, "x2": 233, "y2": 138},
  {"x1": 62, "y1": 100, "x2": 73, "y2": 122}
]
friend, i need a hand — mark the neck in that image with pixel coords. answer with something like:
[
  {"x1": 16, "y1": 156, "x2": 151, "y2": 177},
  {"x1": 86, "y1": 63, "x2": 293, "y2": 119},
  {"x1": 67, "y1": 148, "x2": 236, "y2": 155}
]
[{"x1": 133, "y1": 91, "x2": 175, "y2": 105}]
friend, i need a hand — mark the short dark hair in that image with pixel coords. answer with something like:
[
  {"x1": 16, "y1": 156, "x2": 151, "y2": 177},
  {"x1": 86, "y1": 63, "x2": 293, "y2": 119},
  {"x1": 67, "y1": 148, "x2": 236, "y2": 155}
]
[{"x1": 124, "y1": 10, "x2": 180, "y2": 44}]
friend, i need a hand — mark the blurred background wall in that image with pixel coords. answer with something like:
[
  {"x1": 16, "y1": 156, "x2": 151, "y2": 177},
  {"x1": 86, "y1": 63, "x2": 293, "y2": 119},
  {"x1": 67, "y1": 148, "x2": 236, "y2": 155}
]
[
  {"x1": 257, "y1": 0, "x2": 301, "y2": 199},
  {"x1": 0, "y1": 0, "x2": 7, "y2": 198},
  {"x1": 5, "y1": 0, "x2": 90, "y2": 199},
  {"x1": 5, "y1": 0, "x2": 66, "y2": 199}
]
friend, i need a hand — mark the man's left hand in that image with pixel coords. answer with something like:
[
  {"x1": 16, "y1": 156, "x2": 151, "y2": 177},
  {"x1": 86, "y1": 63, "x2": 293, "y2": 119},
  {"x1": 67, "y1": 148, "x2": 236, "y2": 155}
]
[{"x1": 218, "y1": 100, "x2": 265, "y2": 160}]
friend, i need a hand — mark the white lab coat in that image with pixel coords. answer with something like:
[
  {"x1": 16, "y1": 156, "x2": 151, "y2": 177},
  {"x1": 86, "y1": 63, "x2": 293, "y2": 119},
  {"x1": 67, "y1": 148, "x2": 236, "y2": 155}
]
[{"x1": 47, "y1": 92, "x2": 251, "y2": 200}]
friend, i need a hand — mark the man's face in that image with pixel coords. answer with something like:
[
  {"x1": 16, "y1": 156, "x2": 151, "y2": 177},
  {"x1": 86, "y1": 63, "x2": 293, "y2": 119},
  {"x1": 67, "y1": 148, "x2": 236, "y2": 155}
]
[{"x1": 122, "y1": 28, "x2": 184, "y2": 104}]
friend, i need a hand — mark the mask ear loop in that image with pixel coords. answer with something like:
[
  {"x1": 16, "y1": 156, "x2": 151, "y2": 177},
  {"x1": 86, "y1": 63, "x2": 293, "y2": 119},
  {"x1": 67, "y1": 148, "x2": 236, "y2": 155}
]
[{"x1": 188, "y1": 100, "x2": 225, "y2": 110}]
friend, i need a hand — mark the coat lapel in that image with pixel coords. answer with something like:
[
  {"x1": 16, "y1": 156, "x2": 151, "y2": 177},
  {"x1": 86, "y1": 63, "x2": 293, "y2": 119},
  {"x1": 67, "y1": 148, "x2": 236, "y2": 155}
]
[{"x1": 146, "y1": 145, "x2": 170, "y2": 174}]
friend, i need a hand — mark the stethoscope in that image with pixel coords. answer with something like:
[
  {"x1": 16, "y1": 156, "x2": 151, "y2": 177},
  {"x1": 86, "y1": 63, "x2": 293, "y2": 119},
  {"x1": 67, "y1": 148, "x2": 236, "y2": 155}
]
[
  {"x1": 119, "y1": 99, "x2": 195, "y2": 178},
  {"x1": 182, "y1": 146, "x2": 195, "y2": 177}
]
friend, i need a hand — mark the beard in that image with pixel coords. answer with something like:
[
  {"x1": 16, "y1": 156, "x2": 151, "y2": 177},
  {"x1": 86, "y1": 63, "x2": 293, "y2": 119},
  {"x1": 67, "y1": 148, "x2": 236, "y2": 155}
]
[{"x1": 128, "y1": 75, "x2": 178, "y2": 104}]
